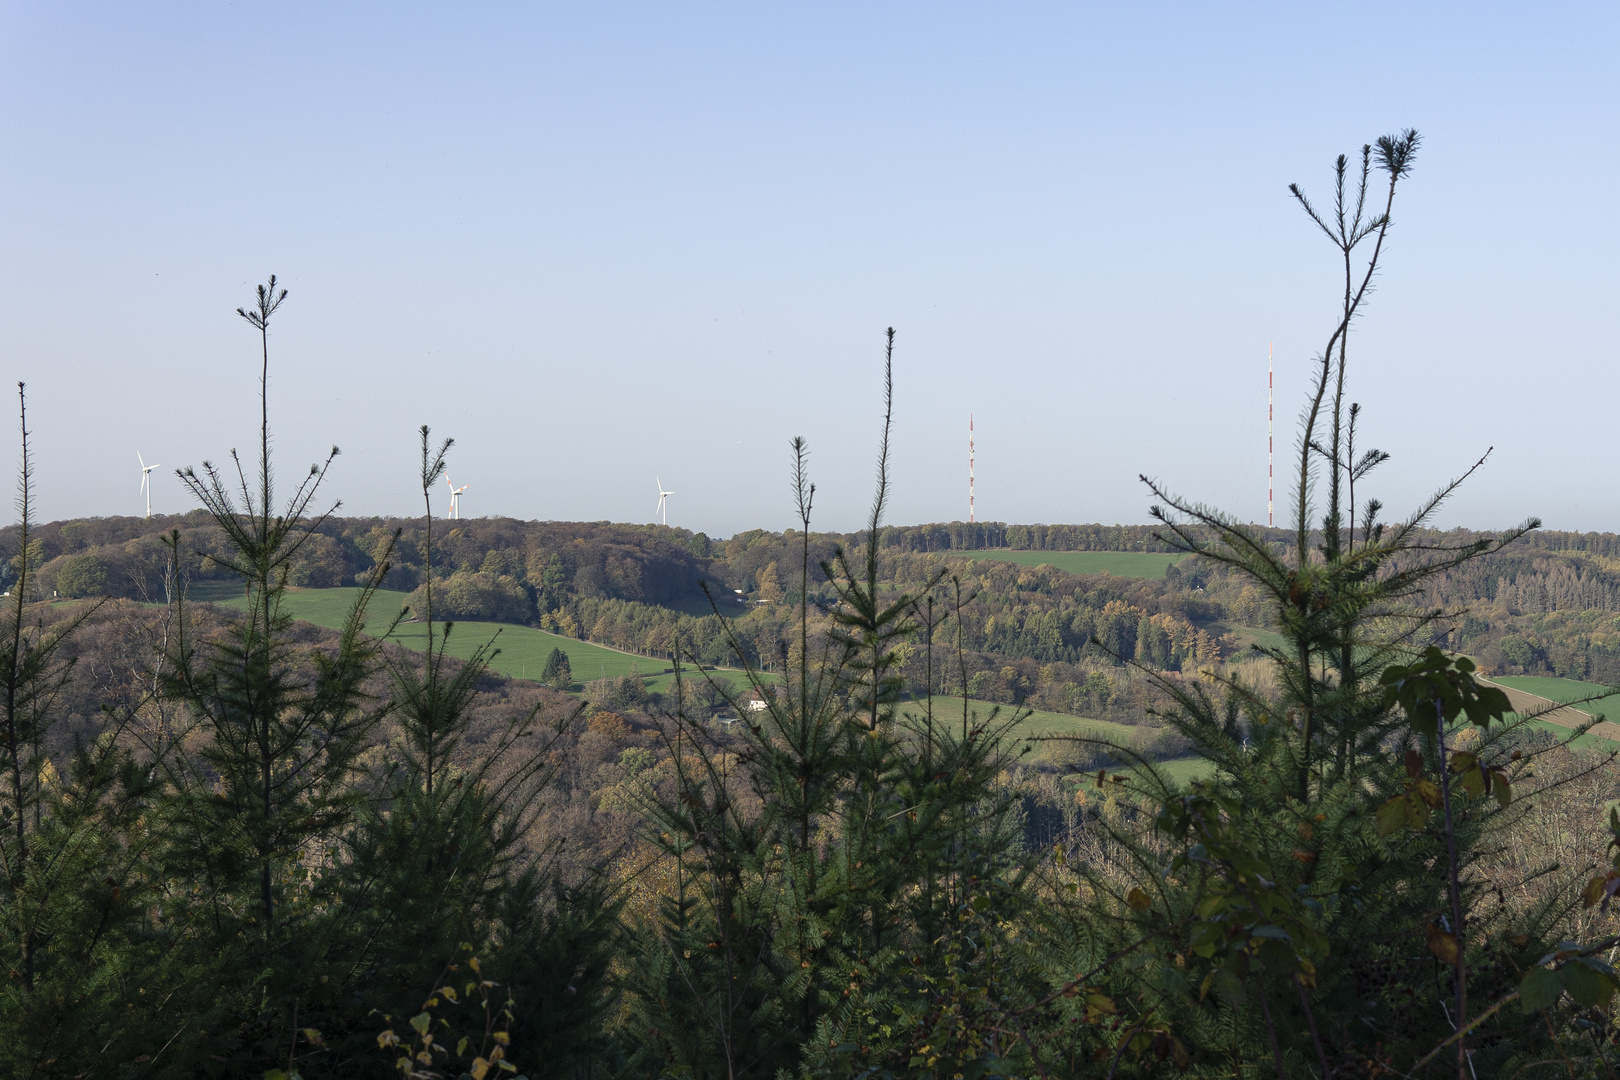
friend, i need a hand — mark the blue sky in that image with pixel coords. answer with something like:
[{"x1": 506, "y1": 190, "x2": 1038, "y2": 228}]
[{"x1": 2, "y1": 3, "x2": 1615, "y2": 536}]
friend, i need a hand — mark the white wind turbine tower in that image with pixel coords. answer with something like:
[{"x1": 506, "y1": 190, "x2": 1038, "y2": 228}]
[
  {"x1": 446, "y1": 474, "x2": 468, "y2": 520},
  {"x1": 138, "y1": 452, "x2": 160, "y2": 520},
  {"x1": 655, "y1": 477, "x2": 674, "y2": 526}
]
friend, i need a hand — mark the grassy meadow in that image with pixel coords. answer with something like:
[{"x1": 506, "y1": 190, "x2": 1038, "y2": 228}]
[
  {"x1": 953, "y1": 549, "x2": 1186, "y2": 579},
  {"x1": 897, "y1": 698, "x2": 1134, "y2": 744},
  {"x1": 218, "y1": 586, "x2": 704, "y2": 693}
]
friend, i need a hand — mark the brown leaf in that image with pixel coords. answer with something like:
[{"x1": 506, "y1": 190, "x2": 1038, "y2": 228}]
[
  {"x1": 1404, "y1": 749, "x2": 1423, "y2": 779},
  {"x1": 1126, "y1": 887, "x2": 1152, "y2": 912}
]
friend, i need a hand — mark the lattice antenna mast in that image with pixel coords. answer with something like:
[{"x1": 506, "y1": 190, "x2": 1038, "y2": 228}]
[
  {"x1": 968, "y1": 413, "x2": 975, "y2": 524},
  {"x1": 1267, "y1": 343, "x2": 1274, "y2": 529}
]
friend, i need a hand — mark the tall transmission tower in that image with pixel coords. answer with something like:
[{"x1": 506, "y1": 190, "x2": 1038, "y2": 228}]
[
  {"x1": 968, "y1": 414, "x2": 976, "y2": 524},
  {"x1": 1268, "y1": 344, "x2": 1274, "y2": 529}
]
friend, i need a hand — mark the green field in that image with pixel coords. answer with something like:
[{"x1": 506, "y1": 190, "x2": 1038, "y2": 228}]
[
  {"x1": 1492, "y1": 675, "x2": 1620, "y2": 721},
  {"x1": 1146, "y1": 756, "x2": 1216, "y2": 785},
  {"x1": 954, "y1": 550, "x2": 1186, "y2": 579},
  {"x1": 216, "y1": 587, "x2": 748, "y2": 694},
  {"x1": 896, "y1": 697, "x2": 1209, "y2": 778},
  {"x1": 1510, "y1": 718, "x2": 1620, "y2": 752},
  {"x1": 1490, "y1": 675, "x2": 1620, "y2": 749},
  {"x1": 896, "y1": 698, "x2": 1137, "y2": 745}
]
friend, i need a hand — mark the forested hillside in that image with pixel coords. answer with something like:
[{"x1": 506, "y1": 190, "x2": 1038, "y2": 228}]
[{"x1": 21, "y1": 510, "x2": 1620, "y2": 694}]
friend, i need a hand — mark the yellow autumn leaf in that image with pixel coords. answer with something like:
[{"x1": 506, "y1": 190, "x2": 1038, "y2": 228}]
[
  {"x1": 1126, "y1": 887, "x2": 1152, "y2": 912},
  {"x1": 1375, "y1": 795, "x2": 1410, "y2": 836},
  {"x1": 1425, "y1": 922, "x2": 1458, "y2": 964}
]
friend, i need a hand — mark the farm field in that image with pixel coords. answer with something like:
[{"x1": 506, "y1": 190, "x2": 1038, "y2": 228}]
[
  {"x1": 953, "y1": 550, "x2": 1186, "y2": 579},
  {"x1": 897, "y1": 698, "x2": 1207, "y2": 775},
  {"x1": 1492, "y1": 675, "x2": 1620, "y2": 720},
  {"x1": 215, "y1": 586, "x2": 738, "y2": 693},
  {"x1": 1147, "y1": 756, "x2": 1216, "y2": 785},
  {"x1": 1511, "y1": 717, "x2": 1620, "y2": 752},
  {"x1": 1224, "y1": 624, "x2": 1287, "y2": 653},
  {"x1": 895, "y1": 698, "x2": 1136, "y2": 745},
  {"x1": 1490, "y1": 675, "x2": 1620, "y2": 748}
]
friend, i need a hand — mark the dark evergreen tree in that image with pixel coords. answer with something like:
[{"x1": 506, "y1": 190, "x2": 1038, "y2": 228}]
[
  {"x1": 148, "y1": 277, "x2": 400, "y2": 1072},
  {"x1": 0, "y1": 386, "x2": 167, "y2": 1078},
  {"x1": 541, "y1": 645, "x2": 573, "y2": 690}
]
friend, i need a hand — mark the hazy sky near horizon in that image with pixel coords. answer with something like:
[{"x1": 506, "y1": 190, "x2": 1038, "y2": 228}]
[{"x1": 2, "y1": 3, "x2": 1616, "y2": 538}]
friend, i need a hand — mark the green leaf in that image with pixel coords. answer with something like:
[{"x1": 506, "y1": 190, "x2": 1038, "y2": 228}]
[
  {"x1": 1375, "y1": 796, "x2": 1409, "y2": 836},
  {"x1": 409, "y1": 1011, "x2": 432, "y2": 1036},
  {"x1": 1563, "y1": 959, "x2": 1619, "y2": 1009},
  {"x1": 1209, "y1": 966, "x2": 1246, "y2": 1005},
  {"x1": 1520, "y1": 968, "x2": 1563, "y2": 1011}
]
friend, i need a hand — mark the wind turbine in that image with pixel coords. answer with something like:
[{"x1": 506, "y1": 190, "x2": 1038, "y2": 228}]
[
  {"x1": 138, "y1": 452, "x2": 160, "y2": 519},
  {"x1": 655, "y1": 477, "x2": 674, "y2": 526},
  {"x1": 446, "y1": 474, "x2": 468, "y2": 520}
]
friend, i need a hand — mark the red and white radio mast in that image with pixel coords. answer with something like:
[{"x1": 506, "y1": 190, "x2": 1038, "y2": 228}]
[
  {"x1": 968, "y1": 414, "x2": 976, "y2": 524},
  {"x1": 1267, "y1": 344, "x2": 1274, "y2": 529}
]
